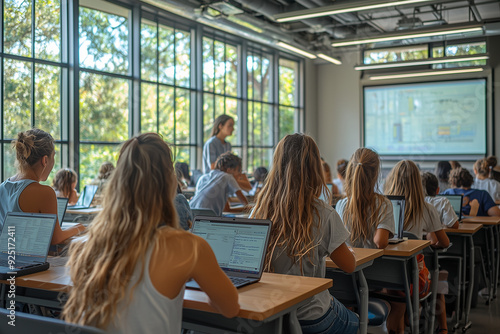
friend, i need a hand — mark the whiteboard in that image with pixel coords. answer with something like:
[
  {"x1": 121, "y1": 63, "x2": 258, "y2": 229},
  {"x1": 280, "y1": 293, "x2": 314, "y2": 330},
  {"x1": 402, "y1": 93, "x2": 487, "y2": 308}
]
[{"x1": 363, "y1": 79, "x2": 486, "y2": 156}]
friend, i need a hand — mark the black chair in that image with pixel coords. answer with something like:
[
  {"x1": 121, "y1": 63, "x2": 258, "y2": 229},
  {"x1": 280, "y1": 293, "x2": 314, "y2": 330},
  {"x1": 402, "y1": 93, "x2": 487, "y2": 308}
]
[{"x1": 0, "y1": 307, "x2": 105, "y2": 334}]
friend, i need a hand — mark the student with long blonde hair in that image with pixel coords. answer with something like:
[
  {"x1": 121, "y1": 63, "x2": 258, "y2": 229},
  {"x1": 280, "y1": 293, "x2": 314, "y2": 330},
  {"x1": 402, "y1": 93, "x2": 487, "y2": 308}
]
[
  {"x1": 384, "y1": 160, "x2": 449, "y2": 334},
  {"x1": 0, "y1": 128, "x2": 84, "y2": 244},
  {"x1": 473, "y1": 156, "x2": 500, "y2": 201},
  {"x1": 251, "y1": 133, "x2": 358, "y2": 334},
  {"x1": 63, "y1": 133, "x2": 239, "y2": 333},
  {"x1": 336, "y1": 148, "x2": 394, "y2": 249}
]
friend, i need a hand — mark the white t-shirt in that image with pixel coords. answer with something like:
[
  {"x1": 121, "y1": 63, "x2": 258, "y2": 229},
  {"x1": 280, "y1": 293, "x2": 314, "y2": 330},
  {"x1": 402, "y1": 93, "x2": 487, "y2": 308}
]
[
  {"x1": 266, "y1": 201, "x2": 350, "y2": 321},
  {"x1": 189, "y1": 169, "x2": 240, "y2": 216},
  {"x1": 425, "y1": 196, "x2": 458, "y2": 228},
  {"x1": 405, "y1": 202, "x2": 443, "y2": 239},
  {"x1": 336, "y1": 196, "x2": 395, "y2": 248},
  {"x1": 473, "y1": 178, "x2": 500, "y2": 202},
  {"x1": 333, "y1": 178, "x2": 344, "y2": 195}
]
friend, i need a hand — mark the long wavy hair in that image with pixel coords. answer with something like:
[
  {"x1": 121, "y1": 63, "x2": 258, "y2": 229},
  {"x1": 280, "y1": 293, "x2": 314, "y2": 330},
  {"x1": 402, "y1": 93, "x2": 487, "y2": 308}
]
[
  {"x1": 251, "y1": 134, "x2": 325, "y2": 273},
  {"x1": 384, "y1": 160, "x2": 425, "y2": 230},
  {"x1": 52, "y1": 168, "x2": 77, "y2": 198},
  {"x1": 343, "y1": 148, "x2": 389, "y2": 245},
  {"x1": 62, "y1": 133, "x2": 179, "y2": 328}
]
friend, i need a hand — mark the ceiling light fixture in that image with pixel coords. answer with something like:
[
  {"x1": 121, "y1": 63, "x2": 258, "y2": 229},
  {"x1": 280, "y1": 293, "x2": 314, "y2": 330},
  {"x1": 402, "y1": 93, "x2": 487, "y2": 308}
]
[
  {"x1": 318, "y1": 53, "x2": 342, "y2": 65},
  {"x1": 277, "y1": 42, "x2": 317, "y2": 59},
  {"x1": 332, "y1": 25, "x2": 483, "y2": 47},
  {"x1": 355, "y1": 54, "x2": 489, "y2": 70},
  {"x1": 275, "y1": 0, "x2": 434, "y2": 22},
  {"x1": 369, "y1": 68, "x2": 484, "y2": 80}
]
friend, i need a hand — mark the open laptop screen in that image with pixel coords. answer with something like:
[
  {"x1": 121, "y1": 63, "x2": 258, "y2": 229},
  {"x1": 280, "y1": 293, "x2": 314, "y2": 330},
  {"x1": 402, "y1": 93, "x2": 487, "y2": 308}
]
[
  {"x1": 56, "y1": 197, "x2": 69, "y2": 225},
  {"x1": 386, "y1": 195, "x2": 405, "y2": 239},
  {"x1": 191, "y1": 219, "x2": 270, "y2": 275},
  {"x1": 0, "y1": 212, "x2": 56, "y2": 261},
  {"x1": 73, "y1": 185, "x2": 98, "y2": 207},
  {"x1": 438, "y1": 194, "x2": 463, "y2": 220}
]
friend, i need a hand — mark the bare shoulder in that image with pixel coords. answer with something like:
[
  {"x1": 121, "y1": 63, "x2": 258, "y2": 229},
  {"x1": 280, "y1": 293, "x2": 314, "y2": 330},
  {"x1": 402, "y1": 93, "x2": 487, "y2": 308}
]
[
  {"x1": 25, "y1": 182, "x2": 56, "y2": 196},
  {"x1": 19, "y1": 183, "x2": 57, "y2": 213},
  {"x1": 156, "y1": 227, "x2": 204, "y2": 248}
]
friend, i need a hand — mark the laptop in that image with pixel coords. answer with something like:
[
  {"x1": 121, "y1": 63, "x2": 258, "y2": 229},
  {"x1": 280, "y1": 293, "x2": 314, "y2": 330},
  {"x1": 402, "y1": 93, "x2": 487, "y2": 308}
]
[
  {"x1": 386, "y1": 195, "x2": 406, "y2": 244},
  {"x1": 186, "y1": 216, "x2": 272, "y2": 289},
  {"x1": 0, "y1": 212, "x2": 57, "y2": 279},
  {"x1": 67, "y1": 185, "x2": 98, "y2": 210},
  {"x1": 438, "y1": 194, "x2": 463, "y2": 221},
  {"x1": 56, "y1": 197, "x2": 69, "y2": 225}
]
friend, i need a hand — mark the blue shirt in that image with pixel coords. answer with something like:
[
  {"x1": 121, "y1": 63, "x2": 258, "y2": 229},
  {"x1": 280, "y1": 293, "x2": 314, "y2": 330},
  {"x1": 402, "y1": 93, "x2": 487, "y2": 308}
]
[
  {"x1": 174, "y1": 193, "x2": 193, "y2": 230},
  {"x1": 0, "y1": 179, "x2": 37, "y2": 227},
  {"x1": 202, "y1": 136, "x2": 231, "y2": 174},
  {"x1": 442, "y1": 188, "x2": 496, "y2": 217}
]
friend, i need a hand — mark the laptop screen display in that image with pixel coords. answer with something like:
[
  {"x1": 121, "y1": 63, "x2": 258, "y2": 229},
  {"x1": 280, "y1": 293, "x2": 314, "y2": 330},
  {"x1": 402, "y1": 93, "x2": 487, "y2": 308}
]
[
  {"x1": 387, "y1": 196, "x2": 405, "y2": 239},
  {"x1": 191, "y1": 220, "x2": 269, "y2": 275},
  {"x1": 0, "y1": 213, "x2": 56, "y2": 259},
  {"x1": 56, "y1": 197, "x2": 69, "y2": 224},
  {"x1": 74, "y1": 185, "x2": 98, "y2": 207},
  {"x1": 438, "y1": 194, "x2": 463, "y2": 219}
]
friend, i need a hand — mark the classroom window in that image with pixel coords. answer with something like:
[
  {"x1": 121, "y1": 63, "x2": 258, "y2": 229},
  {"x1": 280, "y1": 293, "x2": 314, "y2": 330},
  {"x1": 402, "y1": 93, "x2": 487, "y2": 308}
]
[
  {"x1": 363, "y1": 45, "x2": 428, "y2": 64},
  {"x1": 432, "y1": 41, "x2": 487, "y2": 68},
  {"x1": 279, "y1": 58, "x2": 300, "y2": 140}
]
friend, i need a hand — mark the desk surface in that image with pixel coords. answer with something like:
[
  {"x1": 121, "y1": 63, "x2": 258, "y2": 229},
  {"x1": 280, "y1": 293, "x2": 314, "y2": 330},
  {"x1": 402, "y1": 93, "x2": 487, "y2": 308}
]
[
  {"x1": 383, "y1": 240, "x2": 431, "y2": 257},
  {"x1": 445, "y1": 223, "x2": 483, "y2": 234},
  {"x1": 462, "y1": 216, "x2": 500, "y2": 225},
  {"x1": 66, "y1": 207, "x2": 102, "y2": 215},
  {"x1": 326, "y1": 248, "x2": 384, "y2": 269},
  {"x1": 1, "y1": 265, "x2": 331, "y2": 321}
]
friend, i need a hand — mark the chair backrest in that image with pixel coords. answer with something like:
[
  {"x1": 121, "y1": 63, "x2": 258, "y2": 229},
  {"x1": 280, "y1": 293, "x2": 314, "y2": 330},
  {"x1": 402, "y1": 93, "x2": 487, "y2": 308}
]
[
  {"x1": 0, "y1": 308, "x2": 105, "y2": 334},
  {"x1": 191, "y1": 208, "x2": 218, "y2": 218}
]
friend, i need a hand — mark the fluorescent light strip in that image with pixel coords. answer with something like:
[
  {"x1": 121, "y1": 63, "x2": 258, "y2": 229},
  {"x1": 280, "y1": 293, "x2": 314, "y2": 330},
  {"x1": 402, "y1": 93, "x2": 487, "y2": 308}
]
[
  {"x1": 355, "y1": 55, "x2": 489, "y2": 70},
  {"x1": 332, "y1": 27, "x2": 483, "y2": 47},
  {"x1": 318, "y1": 53, "x2": 342, "y2": 65},
  {"x1": 277, "y1": 42, "x2": 317, "y2": 59},
  {"x1": 370, "y1": 68, "x2": 484, "y2": 80},
  {"x1": 276, "y1": 0, "x2": 432, "y2": 22}
]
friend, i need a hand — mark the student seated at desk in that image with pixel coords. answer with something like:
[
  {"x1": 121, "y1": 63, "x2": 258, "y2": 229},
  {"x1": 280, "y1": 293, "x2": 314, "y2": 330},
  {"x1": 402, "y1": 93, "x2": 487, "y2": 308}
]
[
  {"x1": 443, "y1": 167, "x2": 500, "y2": 217},
  {"x1": 190, "y1": 152, "x2": 248, "y2": 216},
  {"x1": 385, "y1": 160, "x2": 450, "y2": 334},
  {"x1": 52, "y1": 168, "x2": 79, "y2": 205},
  {"x1": 0, "y1": 129, "x2": 84, "y2": 244},
  {"x1": 62, "y1": 133, "x2": 239, "y2": 333},
  {"x1": 472, "y1": 156, "x2": 500, "y2": 202},
  {"x1": 336, "y1": 148, "x2": 394, "y2": 249},
  {"x1": 421, "y1": 172, "x2": 459, "y2": 229},
  {"x1": 251, "y1": 134, "x2": 359, "y2": 334}
]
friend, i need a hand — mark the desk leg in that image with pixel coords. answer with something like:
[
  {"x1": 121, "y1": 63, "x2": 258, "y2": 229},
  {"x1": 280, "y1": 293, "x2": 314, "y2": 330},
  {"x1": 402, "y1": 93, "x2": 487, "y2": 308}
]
[
  {"x1": 494, "y1": 225, "x2": 499, "y2": 299},
  {"x1": 488, "y1": 227, "x2": 495, "y2": 304},
  {"x1": 463, "y1": 236, "x2": 474, "y2": 332},
  {"x1": 411, "y1": 256, "x2": 420, "y2": 334},
  {"x1": 357, "y1": 271, "x2": 368, "y2": 334},
  {"x1": 427, "y1": 252, "x2": 439, "y2": 334}
]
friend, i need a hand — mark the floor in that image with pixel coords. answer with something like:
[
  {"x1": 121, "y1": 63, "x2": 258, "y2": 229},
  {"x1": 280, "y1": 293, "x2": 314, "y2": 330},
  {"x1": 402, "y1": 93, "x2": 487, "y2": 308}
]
[{"x1": 465, "y1": 292, "x2": 500, "y2": 332}]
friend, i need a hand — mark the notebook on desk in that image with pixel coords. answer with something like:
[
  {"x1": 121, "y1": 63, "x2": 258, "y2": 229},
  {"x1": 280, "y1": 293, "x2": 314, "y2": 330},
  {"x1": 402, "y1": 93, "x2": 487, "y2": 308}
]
[
  {"x1": 0, "y1": 212, "x2": 57, "y2": 279},
  {"x1": 186, "y1": 216, "x2": 271, "y2": 289},
  {"x1": 438, "y1": 194, "x2": 463, "y2": 222},
  {"x1": 67, "y1": 185, "x2": 98, "y2": 210},
  {"x1": 387, "y1": 195, "x2": 406, "y2": 244},
  {"x1": 56, "y1": 197, "x2": 69, "y2": 226}
]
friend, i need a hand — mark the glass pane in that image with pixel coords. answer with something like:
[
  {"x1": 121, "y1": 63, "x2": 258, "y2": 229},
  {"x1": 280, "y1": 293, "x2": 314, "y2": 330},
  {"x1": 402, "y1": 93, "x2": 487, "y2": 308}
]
[
  {"x1": 79, "y1": 144, "x2": 119, "y2": 187},
  {"x1": 3, "y1": 59, "x2": 31, "y2": 139},
  {"x1": 41, "y1": 144, "x2": 61, "y2": 186},
  {"x1": 445, "y1": 41, "x2": 486, "y2": 56},
  {"x1": 363, "y1": 45, "x2": 428, "y2": 64},
  {"x1": 141, "y1": 83, "x2": 157, "y2": 133},
  {"x1": 158, "y1": 86, "x2": 174, "y2": 143},
  {"x1": 279, "y1": 59, "x2": 298, "y2": 106},
  {"x1": 203, "y1": 93, "x2": 214, "y2": 143},
  {"x1": 247, "y1": 148, "x2": 272, "y2": 174},
  {"x1": 79, "y1": 72, "x2": 129, "y2": 142},
  {"x1": 35, "y1": 0, "x2": 61, "y2": 61},
  {"x1": 262, "y1": 55, "x2": 271, "y2": 102},
  {"x1": 175, "y1": 30, "x2": 191, "y2": 88},
  {"x1": 279, "y1": 107, "x2": 296, "y2": 140},
  {"x1": 225, "y1": 44, "x2": 238, "y2": 97},
  {"x1": 79, "y1": 6, "x2": 129, "y2": 74},
  {"x1": 4, "y1": 0, "x2": 32, "y2": 57},
  {"x1": 35, "y1": 64, "x2": 61, "y2": 140},
  {"x1": 173, "y1": 145, "x2": 190, "y2": 165},
  {"x1": 158, "y1": 25, "x2": 175, "y2": 85},
  {"x1": 141, "y1": 21, "x2": 158, "y2": 82},
  {"x1": 226, "y1": 98, "x2": 238, "y2": 144},
  {"x1": 175, "y1": 88, "x2": 190, "y2": 144},
  {"x1": 3, "y1": 143, "x2": 18, "y2": 181},
  {"x1": 432, "y1": 47, "x2": 444, "y2": 58},
  {"x1": 203, "y1": 37, "x2": 214, "y2": 92},
  {"x1": 215, "y1": 95, "x2": 225, "y2": 117},
  {"x1": 248, "y1": 102, "x2": 261, "y2": 146},
  {"x1": 214, "y1": 41, "x2": 225, "y2": 95},
  {"x1": 247, "y1": 54, "x2": 255, "y2": 100}
]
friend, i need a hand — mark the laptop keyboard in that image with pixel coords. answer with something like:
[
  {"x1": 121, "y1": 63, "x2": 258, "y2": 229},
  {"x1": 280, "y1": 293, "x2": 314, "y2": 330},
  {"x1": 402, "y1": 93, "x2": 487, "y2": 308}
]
[{"x1": 229, "y1": 277, "x2": 253, "y2": 286}]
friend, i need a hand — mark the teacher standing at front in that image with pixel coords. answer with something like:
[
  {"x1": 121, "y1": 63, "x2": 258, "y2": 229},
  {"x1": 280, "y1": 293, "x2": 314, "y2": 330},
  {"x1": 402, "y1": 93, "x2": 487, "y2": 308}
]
[{"x1": 202, "y1": 115, "x2": 234, "y2": 174}]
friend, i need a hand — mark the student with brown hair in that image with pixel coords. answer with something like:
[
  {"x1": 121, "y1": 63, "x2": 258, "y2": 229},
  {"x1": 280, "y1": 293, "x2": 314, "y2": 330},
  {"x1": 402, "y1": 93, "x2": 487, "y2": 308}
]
[
  {"x1": 421, "y1": 172, "x2": 459, "y2": 229},
  {"x1": 251, "y1": 133, "x2": 358, "y2": 334},
  {"x1": 52, "y1": 168, "x2": 79, "y2": 205},
  {"x1": 63, "y1": 133, "x2": 239, "y2": 332},
  {"x1": 473, "y1": 156, "x2": 500, "y2": 201},
  {"x1": 333, "y1": 159, "x2": 348, "y2": 195},
  {"x1": 0, "y1": 128, "x2": 84, "y2": 244},
  {"x1": 336, "y1": 148, "x2": 394, "y2": 249}
]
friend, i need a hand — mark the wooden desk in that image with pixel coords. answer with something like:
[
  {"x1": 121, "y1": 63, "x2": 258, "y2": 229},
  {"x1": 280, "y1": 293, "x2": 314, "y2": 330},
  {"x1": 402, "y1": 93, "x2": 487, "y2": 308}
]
[
  {"x1": 0, "y1": 267, "x2": 332, "y2": 334},
  {"x1": 65, "y1": 207, "x2": 101, "y2": 215},
  {"x1": 363, "y1": 240, "x2": 430, "y2": 334},
  {"x1": 443, "y1": 223, "x2": 483, "y2": 331},
  {"x1": 462, "y1": 216, "x2": 500, "y2": 225},
  {"x1": 326, "y1": 248, "x2": 383, "y2": 334}
]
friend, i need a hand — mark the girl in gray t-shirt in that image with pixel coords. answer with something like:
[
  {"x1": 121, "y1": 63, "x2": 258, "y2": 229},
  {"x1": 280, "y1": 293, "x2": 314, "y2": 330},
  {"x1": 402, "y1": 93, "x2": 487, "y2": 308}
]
[
  {"x1": 336, "y1": 148, "x2": 394, "y2": 249},
  {"x1": 251, "y1": 133, "x2": 359, "y2": 334}
]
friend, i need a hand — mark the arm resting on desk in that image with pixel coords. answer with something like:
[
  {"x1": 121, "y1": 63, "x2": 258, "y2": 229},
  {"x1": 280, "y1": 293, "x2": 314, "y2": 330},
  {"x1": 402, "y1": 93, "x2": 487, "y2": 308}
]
[
  {"x1": 426, "y1": 229, "x2": 450, "y2": 248},
  {"x1": 330, "y1": 243, "x2": 355, "y2": 273},
  {"x1": 487, "y1": 205, "x2": 500, "y2": 217},
  {"x1": 374, "y1": 228, "x2": 391, "y2": 249}
]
